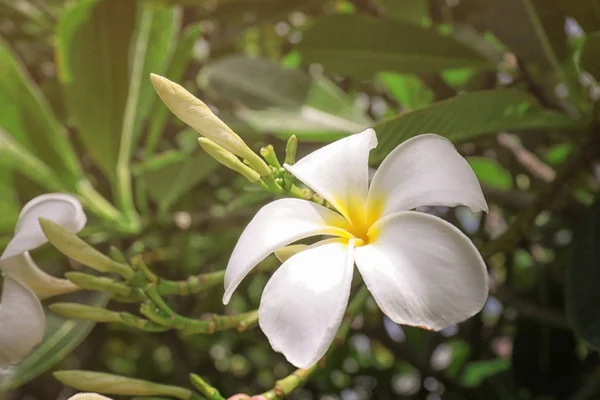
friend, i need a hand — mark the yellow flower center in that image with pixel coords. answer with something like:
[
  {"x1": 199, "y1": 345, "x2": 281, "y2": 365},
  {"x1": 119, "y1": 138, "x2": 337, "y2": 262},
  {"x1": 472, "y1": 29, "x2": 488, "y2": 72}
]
[{"x1": 332, "y1": 196, "x2": 384, "y2": 247}]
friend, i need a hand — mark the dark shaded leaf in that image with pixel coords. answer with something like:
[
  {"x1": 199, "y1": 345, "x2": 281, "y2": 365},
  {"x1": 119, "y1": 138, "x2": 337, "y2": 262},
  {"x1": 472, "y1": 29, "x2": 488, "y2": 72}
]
[
  {"x1": 296, "y1": 14, "x2": 491, "y2": 78},
  {"x1": 579, "y1": 31, "x2": 600, "y2": 82},
  {"x1": 567, "y1": 197, "x2": 600, "y2": 348},
  {"x1": 56, "y1": 0, "x2": 136, "y2": 178}
]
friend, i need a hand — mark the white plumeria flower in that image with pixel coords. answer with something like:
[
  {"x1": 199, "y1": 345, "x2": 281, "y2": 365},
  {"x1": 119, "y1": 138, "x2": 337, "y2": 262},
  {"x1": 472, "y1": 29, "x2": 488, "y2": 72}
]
[
  {"x1": 0, "y1": 194, "x2": 86, "y2": 366},
  {"x1": 223, "y1": 129, "x2": 489, "y2": 368}
]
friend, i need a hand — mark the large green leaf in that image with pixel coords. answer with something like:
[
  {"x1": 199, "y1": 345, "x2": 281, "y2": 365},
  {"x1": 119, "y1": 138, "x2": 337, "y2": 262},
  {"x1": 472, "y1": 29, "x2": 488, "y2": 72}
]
[
  {"x1": 0, "y1": 291, "x2": 110, "y2": 390},
  {"x1": 0, "y1": 128, "x2": 65, "y2": 192},
  {"x1": 579, "y1": 31, "x2": 600, "y2": 82},
  {"x1": 468, "y1": 0, "x2": 568, "y2": 68},
  {"x1": 0, "y1": 38, "x2": 82, "y2": 183},
  {"x1": 201, "y1": 56, "x2": 371, "y2": 140},
  {"x1": 0, "y1": 170, "x2": 19, "y2": 234},
  {"x1": 142, "y1": 152, "x2": 219, "y2": 212},
  {"x1": 126, "y1": 2, "x2": 181, "y2": 148},
  {"x1": 371, "y1": 89, "x2": 576, "y2": 162},
  {"x1": 200, "y1": 55, "x2": 311, "y2": 109},
  {"x1": 295, "y1": 14, "x2": 491, "y2": 78},
  {"x1": 567, "y1": 198, "x2": 600, "y2": 348},
  {"x1": 377, "y1": 0, "x2": 429, "y2": 25},
  {"x1": 56, "y1": 0, "x2": 136, "y2": 179}
]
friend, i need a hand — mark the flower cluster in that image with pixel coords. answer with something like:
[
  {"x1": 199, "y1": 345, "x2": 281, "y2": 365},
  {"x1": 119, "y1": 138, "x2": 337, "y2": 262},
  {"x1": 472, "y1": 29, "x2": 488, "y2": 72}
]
[{"x1": 0, "y1": 194, "x2": 86, "y2": 366}]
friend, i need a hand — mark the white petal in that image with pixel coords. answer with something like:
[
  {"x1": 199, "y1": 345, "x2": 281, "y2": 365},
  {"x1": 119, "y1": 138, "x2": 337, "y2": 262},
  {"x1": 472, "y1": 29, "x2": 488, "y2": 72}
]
[
  {"x1": 285, "y1": 129, "x2": 377, "y2": 225},
  {"x1": 355, "y1": 211, "x2": 488, "y2": 330},
  {"x1": 259, "y1": 240, "x2": 355, "y2": 368},
  {"x1": 368, "y1": 134, "x2": 487, "y2": 217},
  {"x1": 0, "y1": 253, "x2": 79, "y2": 300},
  {"x1": 68, "y1": 394, "x2": 113, "y2": 400},
  {"x1": 0, "y1": 277, "x2": 45, "y2": 366},
  {"x1": 223, "y1": 198, "x2": 351, "y2": 304},
  {"x1": 1, "y1": 193, "x2": 87, "y2": 260}
]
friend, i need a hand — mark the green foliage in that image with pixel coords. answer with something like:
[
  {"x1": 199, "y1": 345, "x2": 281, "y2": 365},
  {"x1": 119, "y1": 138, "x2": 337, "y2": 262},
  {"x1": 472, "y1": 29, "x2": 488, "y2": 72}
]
[
  {"x1": 297, "y1": 14, "x2": 491, "y2": 78},
  {"x1": 1, "y1": 0, "x2": 600, "y2": 398},
  {"x1": 567, "y1": 198, "x2": 600, "y2": 348},
  {"x1": 56, "y1": 0, "x2": 136, "y2": 179},
  {"x1": 371, "y1": 89, "x2": 575, "y2": 162}
]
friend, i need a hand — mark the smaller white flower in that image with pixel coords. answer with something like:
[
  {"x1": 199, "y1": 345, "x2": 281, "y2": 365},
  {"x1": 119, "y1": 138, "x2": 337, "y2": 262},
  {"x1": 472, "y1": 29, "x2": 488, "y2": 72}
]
[
  {"x1": 223, "y1": 130, "x2": 489, "y2": 368},
  {"x1": 0, "y1": 194, "x2": 86, "y2": 366}
]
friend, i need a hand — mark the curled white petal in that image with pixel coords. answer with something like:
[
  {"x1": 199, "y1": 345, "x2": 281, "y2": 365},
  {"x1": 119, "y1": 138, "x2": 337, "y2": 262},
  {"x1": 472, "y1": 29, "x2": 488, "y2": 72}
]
[
  {"x1": 1, "y1": 193, "x2": 87, "y2": 260},
  {"x1": 223, "y1": 199, "x2": 350, "y2": 304},
  {"x1": 0, "y1": 277, "x2": 45, "y2": 366},
  {"x1": 259, "y1": 240, "x2": 355, "y2": 368},
  {"x1": 0, "y1": 253, "x2": 78, "y2": 300},
  {"x1": 368, "y1": 134, "x2": 488, "y2": 217},
  {"x1": 68, "y1": 394, "x2": 113, "y2": 400},
  {"x1": 355, "y1": 211, "x2": 488, "y2": 330},
  {"x1": 285, "y1": 129, "x2": 377, "y2": 225}
]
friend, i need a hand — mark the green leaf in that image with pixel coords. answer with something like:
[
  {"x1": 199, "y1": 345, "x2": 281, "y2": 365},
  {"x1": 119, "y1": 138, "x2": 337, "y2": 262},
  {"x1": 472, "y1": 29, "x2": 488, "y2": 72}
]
[
  {"x1": 202, "y1": 56, "x2": 371, "y2": 140},
  {"x1": 126, "y1": 2, "x2": 181, "y2": 148},
  {"x1": 467, "y1": 157, "x2": 514, "y2": 190},
  {"x1": 377, "y1": 72, "x2": 434, "y2": 110},
  {"x1": 0, "y1": 128, "x2": 65, "y2": 191},
  {"x1": 143, "y1": 152, "x2": 219, "y2": 212},
  {"x1": 371, "y1": 89, "x2": 576, "y2": 162},
  {"x1": 579, "y1": 31, "x2": 600, "y2": 82},
  {"x1": 200, "y1": 55, "x2": 311, "y2": 109},
  {"x1": 145, "y1": 23, "x2": 203, "y2": 156},
  {"x1": 0, "y1": 170, "x2": 19, "y2": 233},
  {"x1": 56, "y1": 0, "x2": 136, "y2": 179},
  {"x1": 0, "y1": 291, "x2": 110, "y2": 390},
  {"x1": 459, "y1": 358, "x2": 510, "y2": 387},
  {"x1": 471, "y1": 0, "x2": 568, "y2": 68},
  {"x1": 376, "y1": 0, "x2": 429, "y2": 25},
  {"x1": 567, "y1": 198, "x2": 600, "y2": 348},
  {"x1": 0, "y1": 38, "x2": 82, "y2": 183},
  {"x1": 296, "y1": 14, "x2": 491, "y2": 78}
]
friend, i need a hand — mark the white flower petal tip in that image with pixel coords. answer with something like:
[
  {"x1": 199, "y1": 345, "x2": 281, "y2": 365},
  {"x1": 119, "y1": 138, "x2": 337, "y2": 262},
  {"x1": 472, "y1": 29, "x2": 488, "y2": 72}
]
[
  {"x1": 1, "y1": 193, "x2": 86, "y2": 260},
  {"x1": 0, "y1": 277, "x2": 45, "y2": 367},
  {"x1": 222, "y1": 198, "x2": 350, "y2": 304},
  {"x1": 368, "y1": 134, "x2": 488, "y2": 215},
  {"x1": 259, "y1": 241, "x2": 355, "y2": 368},
  {"x1": 283, "y1": 128, "x2": 377, "y2": 223},
  {"x1": 67, "y1": 394, "x2": 114, "y2": 400},
  {"x1": 355, "y1": 211, "x2": 488, "y2": 331}
]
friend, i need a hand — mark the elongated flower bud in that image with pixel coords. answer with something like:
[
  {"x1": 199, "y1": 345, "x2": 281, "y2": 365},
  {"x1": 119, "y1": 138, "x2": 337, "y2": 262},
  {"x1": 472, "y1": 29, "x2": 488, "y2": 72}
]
[
  {"x1": 54, "y1": 371, "x2": 193, "y2": 399},
  {"x1": 198, "y1": 138, "x2": 261, "y2": 183},
  {"x1": 50, "y1": 303, "x2": 122, "y2": 323},
  {"x1": 150, "y1": 74, "x2": 272, "y2": 174},
  {"x1": 39, "y1": 218, "x2": 134, "y2": 279}
]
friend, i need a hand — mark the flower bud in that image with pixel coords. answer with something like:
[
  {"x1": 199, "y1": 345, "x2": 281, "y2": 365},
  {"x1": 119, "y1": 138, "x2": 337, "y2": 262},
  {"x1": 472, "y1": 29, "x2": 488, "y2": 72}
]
[
  {"x1": 150, "y1": 74, "x2": 272, "y2": 177},
  {"x1": 198, "y1": 138, "x2": 261, "y2": 183},
  {"x1": 54, "y1": 370, "x2": 192, "y2": 399},
  {"x1": 284, "y1": 135, "x2": 298, "y2": 165},
  {"x1": 50, "y1": 303, "x2": 122, "y2": 323},
  {"x1": 39, "y1": 218, "x2": 134, "y2": 279},
  {"x1": 65, "y1": 272, "x2": 132, "y2": 297}
]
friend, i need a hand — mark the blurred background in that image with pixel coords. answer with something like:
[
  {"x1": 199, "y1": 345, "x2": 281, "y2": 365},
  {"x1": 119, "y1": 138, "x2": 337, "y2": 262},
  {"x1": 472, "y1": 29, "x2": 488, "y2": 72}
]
[{"x1": 1, "y1": 0, "x2": 600, "y2": 399}]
